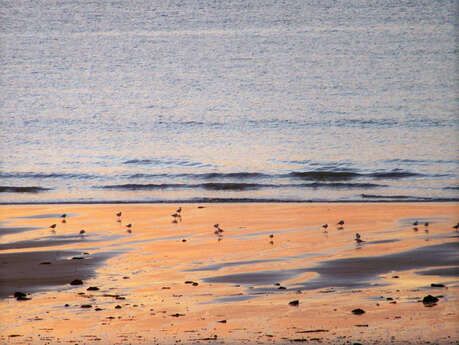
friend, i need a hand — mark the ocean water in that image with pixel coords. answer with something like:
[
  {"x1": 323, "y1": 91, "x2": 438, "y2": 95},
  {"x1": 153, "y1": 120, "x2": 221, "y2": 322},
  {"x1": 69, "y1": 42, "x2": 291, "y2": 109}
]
[{"x1": 0, "y1": 0, "x2": 457, "y2": 203}]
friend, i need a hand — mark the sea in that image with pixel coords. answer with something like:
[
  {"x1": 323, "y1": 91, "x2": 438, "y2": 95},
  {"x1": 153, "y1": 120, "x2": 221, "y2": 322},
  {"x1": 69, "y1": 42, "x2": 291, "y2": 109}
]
[{"x1": 0, "y1": 0, "x2": 457, "y2": 204}]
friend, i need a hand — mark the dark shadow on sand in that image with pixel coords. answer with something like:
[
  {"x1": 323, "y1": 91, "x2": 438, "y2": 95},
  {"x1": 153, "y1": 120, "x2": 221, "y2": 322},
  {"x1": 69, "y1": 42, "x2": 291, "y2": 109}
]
[
  {"x1": 0, "y1": 250, "x2": 116, "y2": 298},
  {"x1": 0, "y1": 226, "x2": 41, "y2": 237},
  {"x1": 202, "y1": 242, "x2": 459, "y2": 293}
]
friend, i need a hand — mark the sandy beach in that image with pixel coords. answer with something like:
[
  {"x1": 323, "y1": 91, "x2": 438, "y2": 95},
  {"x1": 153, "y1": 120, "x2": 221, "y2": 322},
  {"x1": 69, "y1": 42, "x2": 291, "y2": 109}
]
[{"x1": 0, "y1": 202, "x2": 458, "y2": 344}]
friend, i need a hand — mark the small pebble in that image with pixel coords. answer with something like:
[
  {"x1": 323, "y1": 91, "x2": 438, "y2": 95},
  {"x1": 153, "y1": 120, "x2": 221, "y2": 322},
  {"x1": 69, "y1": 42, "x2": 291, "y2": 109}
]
[{"x1": 352, "y1": 308, "x2": 365, "y2": 315}]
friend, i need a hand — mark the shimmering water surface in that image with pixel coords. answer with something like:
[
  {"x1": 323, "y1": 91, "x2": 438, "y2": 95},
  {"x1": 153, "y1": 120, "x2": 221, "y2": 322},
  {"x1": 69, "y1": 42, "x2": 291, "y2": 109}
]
[{"x1": 0, "y1": 0, "x2": 457, "y2": 203}]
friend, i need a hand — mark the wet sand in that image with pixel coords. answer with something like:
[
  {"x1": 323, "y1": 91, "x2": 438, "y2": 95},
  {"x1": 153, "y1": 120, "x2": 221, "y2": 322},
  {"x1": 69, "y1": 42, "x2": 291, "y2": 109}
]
[{"x1": 0, "y1": 203, "x2": 458, "y2": 344}]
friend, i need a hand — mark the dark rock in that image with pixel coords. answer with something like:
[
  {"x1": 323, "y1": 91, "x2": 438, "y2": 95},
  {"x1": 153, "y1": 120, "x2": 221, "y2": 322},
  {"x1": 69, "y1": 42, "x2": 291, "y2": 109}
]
[
  {"x1": 70, "y1": 279, "x2": 83, "y2": 285},
  {"x1": 81, "y1": 304, "x2": 92, "y2": 308},
  {"x1": 115, "y1": 296, "x2": 125, "y2": 300},
  {"x1": 386, "y1": 297, "x2": 393, "y2": 301},
  {"x1": 162, "y1": 286, "x2": 170, "y2": 289},
  {"x1": 65, "y1": 304, "x2": 69, "y2": 307},
  {"x1": 87, "y1": 286, "x2": 99, "y2": 291},
  {"x1": 278, "y1": 286, "x2": 287, "y2": 290},
  {"x1": 16, "y1": 295, "x2": 31, "y2": 301},
  {"x1": 40, "y1": 262, "x2": 52, "y2": 265},
  {"x1": 392, "y1": 275, "x2": 399, "y2": 278},
  {"x1": 170, "y1": 313, "x2": 185, "y2": 317},
  {"x1": 430, "y1": 283, "x2": 445, "y2": 288},
  {"x1": 115, "y1": 305, "x2": 122, "y2": 309},
  {"x1": 123, "y1": 276, "x2": 129, "y2": 279},
  {"x1": 14, "y1": 292, "x2": 27, "y2": 298},
  {"x1": 217, "y1": 320, "x2": 227, "y2": 323},
  {"x1": 352, "y1": 308, "x2": 365, "y2": 315},
  {"x1": 72, "y1": 257, "x2": 84, "y2": 260},
  {"x1": 192, "y1": 282, "x2": 199, "y2": 286},
  {"x1": 289, "y1": 300, "x2": 299, "y2": 306},
  {"x1": 422, "y1": 295, "x2": 439, "y2": 306},
  {"x1": 95, "y1": 308, "x2": 103, "y2": 311}
]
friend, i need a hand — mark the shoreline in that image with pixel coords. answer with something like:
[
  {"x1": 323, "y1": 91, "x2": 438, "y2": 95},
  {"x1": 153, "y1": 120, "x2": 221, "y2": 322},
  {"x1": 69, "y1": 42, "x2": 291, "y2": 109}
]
[{"x1": 1, "y1": 199, "x2": 458, "y2": 205}]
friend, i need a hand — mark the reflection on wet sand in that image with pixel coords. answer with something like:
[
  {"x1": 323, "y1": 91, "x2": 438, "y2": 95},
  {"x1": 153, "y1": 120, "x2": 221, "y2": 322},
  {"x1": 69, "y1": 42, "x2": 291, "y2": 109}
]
[{"x1": 0, "y1": 203, "x2": 458, "y2": 344}]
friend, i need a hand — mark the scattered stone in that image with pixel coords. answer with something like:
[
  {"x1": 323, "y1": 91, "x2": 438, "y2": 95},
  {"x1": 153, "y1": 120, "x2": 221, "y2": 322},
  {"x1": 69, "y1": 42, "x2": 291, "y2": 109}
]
[
  {"x1": 182, "y1": 239, "x2": 187, "y2": 242},
  {"x1": 65, "y1": 304, "x2": 69, "y2": 307},
  {"x1": 16, "y1": 295, "x2": 31, "y2": 301},
  {"x1": 291, "y1": 338, "x2": 307, "y2": 342},
  {"x1": 72, "y1": 257, "x2": 84, "y2": 260},
  {"x1": 115, "y1": 296, "x2": 126, "y2": 300},
  {"x1": 217, "y1": 320, "x2": 227, "y2": 323},
  {"x1": 87, "y1": 287, "x2": 99, "y2": 291},
  {"x1": 14, "y1": 292, "x2": 27, "y2": 298},
  {"x1": 40, "y1": 262, "x2": 52, "y2": 265},
  {"x1": 81, "y1": 304, "x2": 92, "y2": 308},
  {"x1": 352, "y1": 308, "x2": 365, "y2": 315},
  {"x1": 95, "y1": 308, "x2": 103, "y2": 311},
  {"x1": 70, "y1": 279, "x2": 83, "y2": 285},
  {"x1": 185, "y1": 281, "x2": 194, "y2": 284},
  {"x1": 431, "y1": 283, "x2": 446, "y2": 288},
  {"x1": 289, "y1": 300, "x2": 299, "y2": 306},
  {"x1": 162, "y1": 287, "x2": 171, "y2": 289},
  {"x1": 296, "y1": 330, "x2": 329, "y2": 333},
  {"x1": 386, "y1": 297, "x2": 393, "y2": 300},
  {"x1": 115, "y1": 305, "x2": 122, "y2": 309},
  {"x1": 354, "y1": 324, "x2": 368, "y2": 327},
  {"x1": 422, "y1": 295, "x2": 439, "y2": 306},
  {"x1": 192, "y1": 282, "x2": 199, "y2": 286},
  {"x1": 392, "y1": 275, "x2": 399, "y2": 278},
  {"x1": 8, "y1": 335, "x2": 22, "y2": 338},
  {"x1": 170, "y1": 313, "x2": 185, "y2": 317},
  {"x1": 123, "y1": 276, "x2": 130, "y2": 279}
]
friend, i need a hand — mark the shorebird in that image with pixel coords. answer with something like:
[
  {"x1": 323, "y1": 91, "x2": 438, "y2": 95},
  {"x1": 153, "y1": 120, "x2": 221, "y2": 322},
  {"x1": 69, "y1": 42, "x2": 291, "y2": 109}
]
[
  {"x1": 61, "y1": 214, "x2": 66, "y2": 218},
  {"x1": 126, "y1": 224, "x2": 132, "y2": 228},
  {"x1": 127, "y1": 229, "x2": 132, "y2": 233},
  {"x1": 176, "y1": 207, "x2": 182, "y2": 214},
  {"x1": 269, "y1": 234, "x2": 274, "y2": 238},
  {"x1": 116, "y1": 212, "x2": 122, "y2": 217},
  {"x1": 453, "y1": 223, "x2": 459, "y2": 230},
  {"x1": 355, "y1": 233, "x2": 365, "y2": 243},
  {"x1": 337, "y1": 220, "x2": 344, "y2": 226},
  {"x1": 322, "y1": 224, "x2": 328, "y2": 233},
  {"x1": 413, "y1": 227, "x2": 418, "y2": 232},
  {"x1": 79, "y1": 229, "x2": 86, "y2": 235},
  {"x1": 424, "y1": 222, "x2": 429, "y2": 227},
  {"x1": 62, "y1": 219, "x2": 66, "y2": 223},
  {"x1": 413, "y1": 220, "x2": 418, "y2": 226},
  {"x1": 49, "y1": 224, "x2": 57, "y2": 229}
]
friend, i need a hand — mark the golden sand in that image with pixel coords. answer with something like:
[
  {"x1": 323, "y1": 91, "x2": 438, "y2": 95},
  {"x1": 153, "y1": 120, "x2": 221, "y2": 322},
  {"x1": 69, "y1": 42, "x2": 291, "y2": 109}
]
[{"x1": 0, "y1": 203, "x2": 458, "y2": 344}]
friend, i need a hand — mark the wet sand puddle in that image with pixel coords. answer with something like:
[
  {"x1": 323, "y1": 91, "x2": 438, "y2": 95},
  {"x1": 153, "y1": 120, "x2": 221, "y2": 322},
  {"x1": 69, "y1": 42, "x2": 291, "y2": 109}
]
[{"x1": 0, "y1": 203, "x2": 458, "y2": 344}]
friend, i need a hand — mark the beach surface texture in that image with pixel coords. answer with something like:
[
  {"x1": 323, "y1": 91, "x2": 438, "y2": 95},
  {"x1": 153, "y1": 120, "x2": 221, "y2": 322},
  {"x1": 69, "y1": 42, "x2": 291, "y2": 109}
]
[{"x1": 0, "y1": 203, "x2": 458, "y2": 344}]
